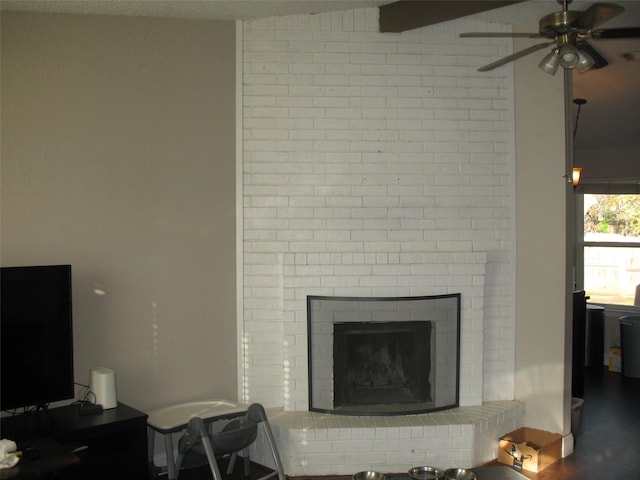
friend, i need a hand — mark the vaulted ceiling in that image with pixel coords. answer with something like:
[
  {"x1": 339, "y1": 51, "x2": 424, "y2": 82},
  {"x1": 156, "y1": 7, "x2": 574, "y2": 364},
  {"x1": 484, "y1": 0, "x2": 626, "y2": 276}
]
[{"x1": 2, "y1": 0, "x2": 639, "y2": 150}]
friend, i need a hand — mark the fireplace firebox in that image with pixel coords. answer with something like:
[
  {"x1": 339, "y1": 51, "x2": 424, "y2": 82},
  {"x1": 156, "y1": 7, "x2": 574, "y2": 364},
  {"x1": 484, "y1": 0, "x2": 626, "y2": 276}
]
[
  {"x1": 308, "y1": 295, "x2": 460, "y2": 415},
  {"x1": 334, "y1": 320, "x2": 432, "y2": 410}
]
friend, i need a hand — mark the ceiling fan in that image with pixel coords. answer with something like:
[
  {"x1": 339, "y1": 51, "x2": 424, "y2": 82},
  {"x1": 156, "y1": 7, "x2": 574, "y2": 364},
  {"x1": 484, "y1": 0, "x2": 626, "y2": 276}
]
[{"x1": 460, "y1": 1, "x2": 640, "y2": 74}]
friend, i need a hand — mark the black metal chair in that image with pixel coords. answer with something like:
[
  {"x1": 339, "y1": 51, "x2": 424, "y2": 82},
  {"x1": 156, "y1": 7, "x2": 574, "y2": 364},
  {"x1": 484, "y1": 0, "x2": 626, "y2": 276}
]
[{"x1": 175, "y1": 403, "x2": 285, "y2": 480}]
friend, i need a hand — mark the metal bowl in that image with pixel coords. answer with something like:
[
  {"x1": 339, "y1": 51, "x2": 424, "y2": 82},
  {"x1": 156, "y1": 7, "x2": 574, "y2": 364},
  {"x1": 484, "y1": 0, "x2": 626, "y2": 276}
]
[
  {"x1": 408, "y1": 466, "x2": 445, "y2": 480},
  {"x1": 352, "y1": 471, "x2": 386, "y2": 480},
  {"x1": 443, "y1": 468, "x2": 477, "y2": 480}
]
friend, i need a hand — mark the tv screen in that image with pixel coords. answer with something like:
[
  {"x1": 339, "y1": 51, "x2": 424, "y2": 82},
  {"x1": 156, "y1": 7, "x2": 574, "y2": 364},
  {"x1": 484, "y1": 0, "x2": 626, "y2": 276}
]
[{"x1": 1, "y1": 265, "x2": 75, "y2": 411}]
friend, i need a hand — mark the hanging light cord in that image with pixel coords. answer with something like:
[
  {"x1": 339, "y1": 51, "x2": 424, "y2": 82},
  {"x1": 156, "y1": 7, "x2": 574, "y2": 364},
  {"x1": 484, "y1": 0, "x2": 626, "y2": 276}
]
[{"x1": 573, "y1": 98, "x2": 587, "y2": 140}]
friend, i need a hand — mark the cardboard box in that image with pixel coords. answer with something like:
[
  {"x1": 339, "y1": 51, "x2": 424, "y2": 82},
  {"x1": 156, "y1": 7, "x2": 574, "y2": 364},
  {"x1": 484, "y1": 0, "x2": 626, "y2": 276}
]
[
  {"x1": 497, "y1": 427, "x2": 562, "y2": 473},
  {"x1": 609, "y1": 347, "x2": 622, "y2": 372}
]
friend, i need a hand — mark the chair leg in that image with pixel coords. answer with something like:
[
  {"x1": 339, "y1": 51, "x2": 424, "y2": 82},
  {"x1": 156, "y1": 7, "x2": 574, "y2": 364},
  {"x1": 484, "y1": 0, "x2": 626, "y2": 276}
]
[
  {"x1": 226, "y1": 451, "x2": 237, "y2": 475},
  {"x1": 242, "y1": 448, "x2": 251, "y2": 476},
  {"x1": 260, "y1": 423, "x2": 286, "y2": 480},
  {"x1": 248, "y1": 404, "x2": 286, "y2": 480},
  {"x1": 227, "y1": 449, "x2": 251, "y2": 477},
  {"x1": 200, "y1": 435, "x2": 225, "y2": 480},
  {"x1": 174, "y1": 454, "x2": 184, "y2": 480}
]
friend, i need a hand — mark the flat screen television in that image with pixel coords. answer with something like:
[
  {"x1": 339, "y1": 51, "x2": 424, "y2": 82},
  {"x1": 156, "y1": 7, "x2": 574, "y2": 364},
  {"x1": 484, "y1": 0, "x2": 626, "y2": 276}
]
[{"x1": 1, "y1": 264, "x2": 75, "y2": 411}]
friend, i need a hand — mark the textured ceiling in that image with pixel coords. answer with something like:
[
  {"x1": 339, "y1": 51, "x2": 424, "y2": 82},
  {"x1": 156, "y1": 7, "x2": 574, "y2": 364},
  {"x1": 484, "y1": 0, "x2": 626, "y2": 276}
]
[
  {"x1": 0, "y1": 0, "x2": 388, "y2": 20},
  {"x1": 3, "y1": 0, "x2": 638, "y2": 24}
]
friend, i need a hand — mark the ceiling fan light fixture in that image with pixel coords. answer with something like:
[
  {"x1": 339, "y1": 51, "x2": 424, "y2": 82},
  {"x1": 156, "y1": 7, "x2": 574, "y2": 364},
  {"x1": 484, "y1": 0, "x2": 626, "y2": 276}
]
[
  {"x1": 538, "y1": 48, "x2": 561, "y2": 75},
  {"x1": 460, "y1": 1, "x2": 640, "y2": 73},
  {"x1": 559, "y1": 43, "x2": 580, "y2": 68},
  {"x1": 575, "y1": 48, "x2": 595, "y2": 73}
]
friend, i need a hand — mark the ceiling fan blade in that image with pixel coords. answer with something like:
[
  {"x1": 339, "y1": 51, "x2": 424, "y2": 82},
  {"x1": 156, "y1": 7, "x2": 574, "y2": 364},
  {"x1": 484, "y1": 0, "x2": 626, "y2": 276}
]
[
  {"x1": 379, "y1": 0, "x2": 524, "y2": 33},
  {"x1": 570, "y1": 2, "x2": 625, "y2": 31},
  {"x1": 591, "y1": 27, "x2": 640, "y2": 39},
  {"x1": 477, "y1": 41, "x2": 555, "y2": 72},
  {"x1": 460, "y1": 32, "x2": 542, "y2": 38},
  {"x1": 576, "y1": 41, "x2": 608, "y2": 69}
]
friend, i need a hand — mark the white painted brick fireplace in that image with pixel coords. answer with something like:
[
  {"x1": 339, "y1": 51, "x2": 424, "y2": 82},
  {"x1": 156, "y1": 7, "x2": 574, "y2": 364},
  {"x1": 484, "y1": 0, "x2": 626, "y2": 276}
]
[{"x1": 240, "y1": 7, "x2": 520, "y2": 476}]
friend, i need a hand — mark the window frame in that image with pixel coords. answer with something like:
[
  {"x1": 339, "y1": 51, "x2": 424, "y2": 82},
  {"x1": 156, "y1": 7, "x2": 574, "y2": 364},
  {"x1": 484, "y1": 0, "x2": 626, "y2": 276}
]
[{"x1": 575, "y1": 189, "x2": 640, "y2": 310}]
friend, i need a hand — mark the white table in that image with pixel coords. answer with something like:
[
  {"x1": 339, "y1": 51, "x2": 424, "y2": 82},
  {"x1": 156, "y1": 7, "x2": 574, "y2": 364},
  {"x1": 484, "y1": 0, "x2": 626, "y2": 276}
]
[{"x1": 147, "y1": 399, "x2": 248, "y2": 480}]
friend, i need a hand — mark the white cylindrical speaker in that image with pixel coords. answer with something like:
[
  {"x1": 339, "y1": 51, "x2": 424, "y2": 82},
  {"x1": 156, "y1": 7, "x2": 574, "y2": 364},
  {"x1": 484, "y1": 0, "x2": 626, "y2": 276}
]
[{"x1": 90, "y1": 367, "x2": 117, "y2": 409}]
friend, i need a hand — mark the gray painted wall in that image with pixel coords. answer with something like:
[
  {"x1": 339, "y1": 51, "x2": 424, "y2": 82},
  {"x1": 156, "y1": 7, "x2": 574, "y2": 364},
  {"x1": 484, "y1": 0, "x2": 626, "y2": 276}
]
[{"x1": 1, "y1": 12, "x2": 237, "y2": 412}]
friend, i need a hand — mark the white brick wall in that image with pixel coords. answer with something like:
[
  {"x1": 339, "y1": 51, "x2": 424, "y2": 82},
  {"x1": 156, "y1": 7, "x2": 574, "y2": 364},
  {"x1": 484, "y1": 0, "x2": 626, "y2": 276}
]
[{"x1": 241, "y1": 7, "x2": 515, "y2": 415}]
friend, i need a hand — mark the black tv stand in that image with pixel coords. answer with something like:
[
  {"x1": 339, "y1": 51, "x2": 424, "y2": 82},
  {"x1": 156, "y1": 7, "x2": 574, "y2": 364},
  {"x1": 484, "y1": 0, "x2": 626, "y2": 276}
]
[{"x1": 1, "y1": 402, "x2": 148, "y2": 480}]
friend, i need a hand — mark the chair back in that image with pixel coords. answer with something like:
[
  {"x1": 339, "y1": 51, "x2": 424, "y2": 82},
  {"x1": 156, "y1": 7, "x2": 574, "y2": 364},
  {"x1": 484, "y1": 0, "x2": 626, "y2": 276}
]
[{"x1": 212, "y1": 418, "x2": 258, "y2": 455}]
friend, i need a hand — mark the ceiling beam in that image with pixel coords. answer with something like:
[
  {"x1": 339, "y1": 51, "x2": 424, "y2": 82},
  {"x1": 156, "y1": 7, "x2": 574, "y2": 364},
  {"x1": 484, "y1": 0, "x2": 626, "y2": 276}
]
[{"x1": 379, "y1": 0, "x2": 524, "y2": 33}]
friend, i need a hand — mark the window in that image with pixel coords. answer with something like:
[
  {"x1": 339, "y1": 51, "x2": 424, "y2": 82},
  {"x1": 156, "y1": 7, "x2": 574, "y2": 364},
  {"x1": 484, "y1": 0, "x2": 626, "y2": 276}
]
[{"x1": 581, "y1": 194, "x2": 640, "y2": 306}]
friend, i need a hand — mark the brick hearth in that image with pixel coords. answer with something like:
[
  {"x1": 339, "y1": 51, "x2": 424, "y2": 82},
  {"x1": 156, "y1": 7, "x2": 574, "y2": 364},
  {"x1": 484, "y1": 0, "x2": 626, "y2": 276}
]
[{"x1": 251, "y1": 401, "x2": 524, "y2": 476}]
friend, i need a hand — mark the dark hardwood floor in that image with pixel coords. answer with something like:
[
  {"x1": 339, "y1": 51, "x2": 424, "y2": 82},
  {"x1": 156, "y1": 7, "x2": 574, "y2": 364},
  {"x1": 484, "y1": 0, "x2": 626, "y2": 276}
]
[
  {"x1": 522, "y1": 367, "x2": 640, "y2": 480},
  {"x1": 171, "y1": 368, "x2": 640, "y2": 480}
]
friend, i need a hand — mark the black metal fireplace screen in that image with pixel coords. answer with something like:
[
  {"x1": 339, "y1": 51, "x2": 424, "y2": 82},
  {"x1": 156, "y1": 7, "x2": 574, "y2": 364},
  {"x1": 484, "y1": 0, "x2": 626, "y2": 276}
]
[{"x1": 307, "y1": 294, "x2": 460, "y2": 415}]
